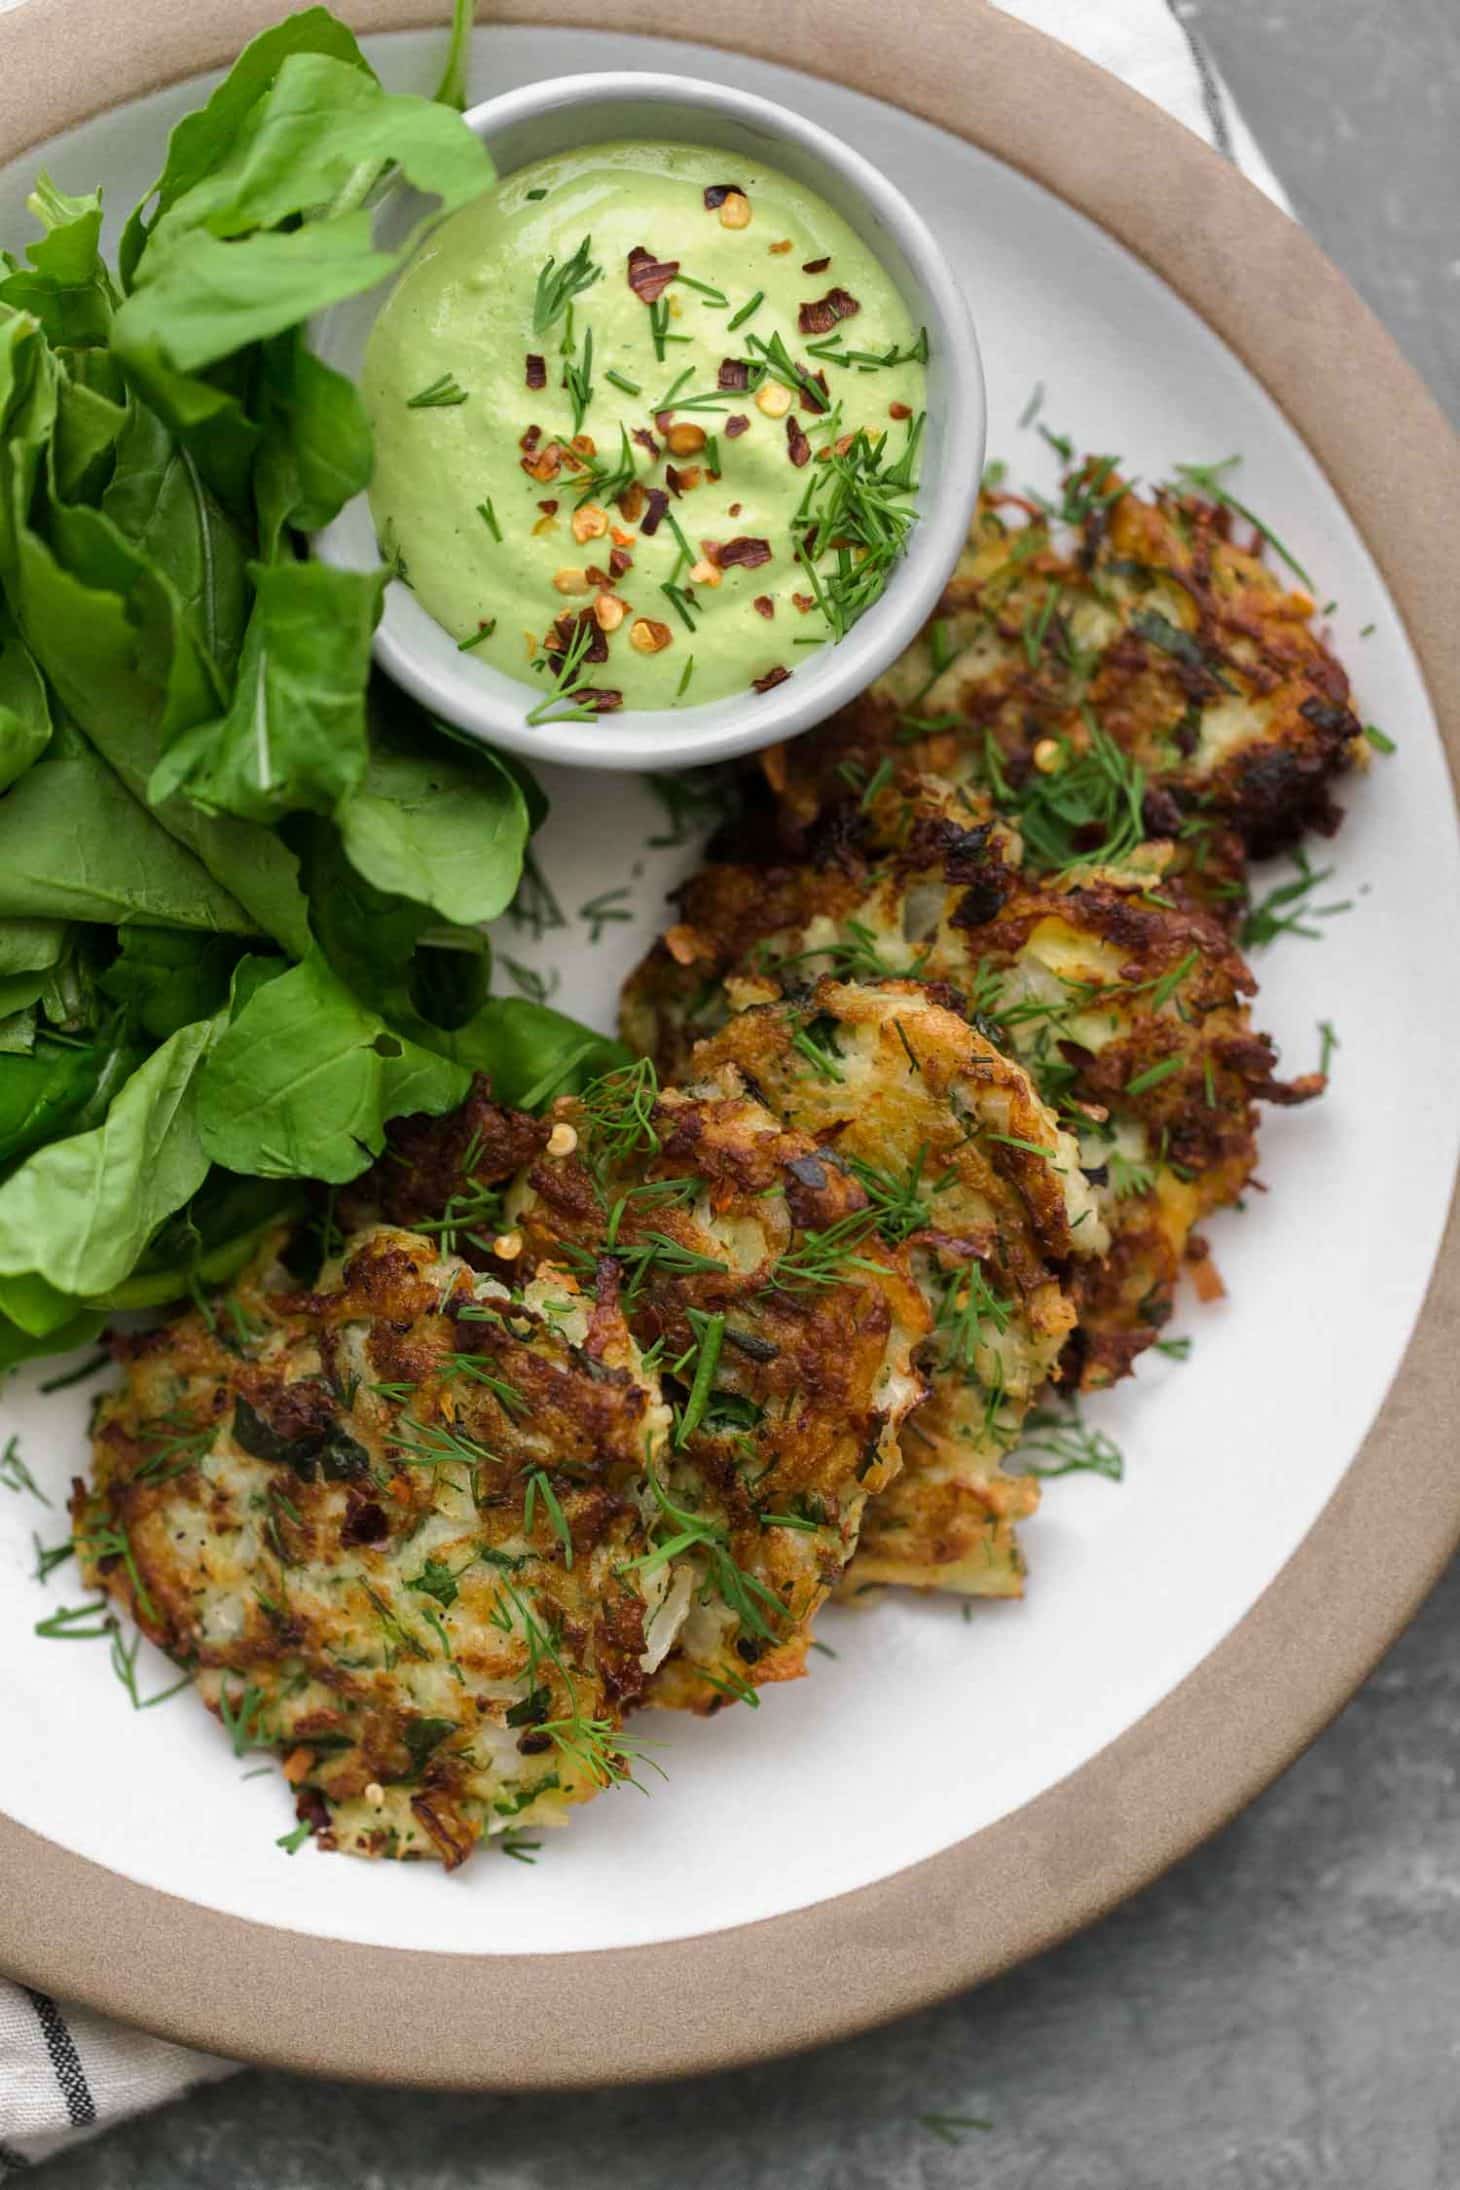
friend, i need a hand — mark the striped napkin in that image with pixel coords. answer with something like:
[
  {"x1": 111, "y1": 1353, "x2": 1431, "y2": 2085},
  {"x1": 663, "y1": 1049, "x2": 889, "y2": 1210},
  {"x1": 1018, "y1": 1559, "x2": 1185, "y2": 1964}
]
[{"x1": 0, "y1": 0, "x2": 1284, "y2": 2167}]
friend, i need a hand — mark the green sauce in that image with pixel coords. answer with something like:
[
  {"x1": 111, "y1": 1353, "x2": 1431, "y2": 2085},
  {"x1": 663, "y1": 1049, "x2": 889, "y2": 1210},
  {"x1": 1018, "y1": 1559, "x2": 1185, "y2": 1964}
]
[{"x1": 363, "y1": 139, "x2": 928, "y2": 720}]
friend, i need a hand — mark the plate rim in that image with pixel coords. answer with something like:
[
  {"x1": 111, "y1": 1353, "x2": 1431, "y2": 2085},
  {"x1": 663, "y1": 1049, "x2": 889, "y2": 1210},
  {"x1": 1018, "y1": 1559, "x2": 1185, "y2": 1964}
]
[{"x1": 1, "y1": 0, "x2": 1458, "y2": 2090}]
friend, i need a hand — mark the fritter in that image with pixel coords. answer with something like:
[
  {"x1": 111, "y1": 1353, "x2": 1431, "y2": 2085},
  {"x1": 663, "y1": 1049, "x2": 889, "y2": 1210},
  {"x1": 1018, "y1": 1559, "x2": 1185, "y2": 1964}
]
[
  {"x1": 749, "y1": 475, "x2": 1365, "y2": 883},
  {"x1": 622, "y1": 831, "x2": 1321, "y2": 1388},
  {"x1": 503, "y1": 1056, "x2": 930, "y2": 1708},
  {"x1": 78, "y1": 1225, "x2": 680, "y2": 1867},
  {"x1": 690, "y1": 978, "x2": 1106, "y2": 1593}
]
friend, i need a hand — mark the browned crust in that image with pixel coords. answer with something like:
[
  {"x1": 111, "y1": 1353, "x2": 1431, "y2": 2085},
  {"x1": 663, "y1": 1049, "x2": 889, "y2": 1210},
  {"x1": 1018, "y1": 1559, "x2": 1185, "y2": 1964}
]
[{"x1": 0, "y1": 0, "x2": 1457, "y2": 2094}]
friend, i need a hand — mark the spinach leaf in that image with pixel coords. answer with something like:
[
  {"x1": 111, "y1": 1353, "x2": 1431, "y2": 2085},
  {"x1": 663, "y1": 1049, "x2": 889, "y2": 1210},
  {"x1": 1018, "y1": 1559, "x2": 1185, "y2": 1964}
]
[
  {"x1": 447, "y1": 998, "x2": 631, "y2": 1111},
  {"x1": 150, "y1": 560, "x2": 383, "y2": 822},
  {"x1": 0, "y1": 1022, "x2": 146, "y2": 1170},
  {"x1": 196, "y1": 950, "x2": 469, "y2": 1183},
  {"x1": 0, "y1": 1007, "x2": 226, "y2": 1296},
  {"x1": 0, "y1": 920, "x2": 67, "y2": 975},
  {"x1": 0, "y1": 742, "x2": 252, "y2": 930},
  {"x1": 10, "y1": 518, "x2": 310, "y2": 950},
  {"x1": 99, "y1": 926, "x2": 249, "y2": 1040},
  {"x1": 0, "y1": 1304, "x2": 105, "y2": 1374},
  {"x1": 336, "y1": 737, "x2": 531, "y2": 927},
  {"x1": 52, "y1": 372, "x2": 128, "y2": 503},
  {"x1": 304, "y1": 818, "x2": 491, "y2": 1039},
  {"x1": 105, "y1": 1168, "x2": 305, "y2": 1308},
  {"x1": 102, "y1": 401, "x2": 251, "y2": 680},
  {"x1": 254, "y1": 332, "x2": 372, "y2": 558},
  {"x1": 0, "y1": 602, "x2": 51, "y2": 792}
]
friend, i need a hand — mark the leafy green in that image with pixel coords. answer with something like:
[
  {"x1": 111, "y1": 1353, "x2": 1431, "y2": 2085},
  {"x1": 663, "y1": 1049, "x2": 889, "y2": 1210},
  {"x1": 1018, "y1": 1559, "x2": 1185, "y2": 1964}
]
[
  {"x1": 433, "y1": 0, "x2": 476, "y2": 111},
  {"x1": 0, "y1": 1008, "x2": 225, "y2": 1296},
  {"x1": 149, "y1": 561, "x2": 384, "y2": 821},
  {"x1": 196, "y1": 951, "x2": 469, "y2": 1182},
  {"x1": 0, "y1": 1026, "x2": 148, "y2": 1171},
  {"x1": 336, "y1": 737, "x2": 530, "y2": 927},
  {"x1": 101, "y1": 401, "x2": 251, "y2": 680},
  {"x1": 0, "y1": 176, "x2": 116, "y2": 348},
  {"x1": 448, "y1": 999, "x2": 631, "y2": 1111},
  {"x1": 0, "y1": 602, "x2": 51, "y2": 792},
  {"x1": 0, "y1": 738, "x2": 252, "y2": 930},
  {"x1": 99, "y1": 926, "x2": 249, "y2": 1041},
  {"x1": 253, "y1": 333, "x2": 372, "y2": 557}
]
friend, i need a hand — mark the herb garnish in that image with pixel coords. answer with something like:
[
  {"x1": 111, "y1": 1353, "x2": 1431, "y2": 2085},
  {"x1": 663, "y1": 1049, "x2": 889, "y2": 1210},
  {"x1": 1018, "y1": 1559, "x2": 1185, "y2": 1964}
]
[
  {"x1": 406, "y1": 372, "x2": 468, "y2": 409},
  {"x1": 533, "y1": 234, "x2": 602, "y2": 334}
]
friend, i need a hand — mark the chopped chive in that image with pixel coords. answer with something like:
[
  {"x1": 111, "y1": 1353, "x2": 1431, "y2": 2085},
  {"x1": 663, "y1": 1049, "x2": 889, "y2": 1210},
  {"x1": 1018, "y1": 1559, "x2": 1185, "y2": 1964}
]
[
  {"x1": 1363, "y1": 722, "x2": 1396, "y2": 754},
  {"x1": 1125, "y1": 1056, "x2": 1185, "y2": 1097},
  {"x1": 660, "y1": 581, "x2": 699, "y2": 633},
  {"x1": 674, "y1": 273, "x2": 729, "y2": 304},
  {"x1": 1359, "y1": 621, "x2": 1376, "y2": 637},
  {"x1": 406, "y1": 372, "x2": 467, "y2": 409},
  {"x1": 706, "y1": 433, "x2": 722, "y2": 475},
  {"x1": 675, "y1": 654, "x2": 695, "y2": 698},
  {"x1": 727, "y1": 289, "x2": 764, "y2": 331},
  {"x1": 477, "y1": 497, "x2": 502, "y2": 541},
  {"x1": 605, "y1": 368, "x2": 642, "y2": 397},
  {"x1": 457, "y1": 620, "x2": 497, "y2": 651}
]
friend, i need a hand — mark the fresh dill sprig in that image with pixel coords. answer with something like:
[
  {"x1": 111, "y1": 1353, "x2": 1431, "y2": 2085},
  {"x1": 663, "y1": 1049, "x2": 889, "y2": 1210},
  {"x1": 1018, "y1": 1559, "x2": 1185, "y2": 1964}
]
[{"x1": 406, "y1": 372, "x2": 468, "y2": 409}]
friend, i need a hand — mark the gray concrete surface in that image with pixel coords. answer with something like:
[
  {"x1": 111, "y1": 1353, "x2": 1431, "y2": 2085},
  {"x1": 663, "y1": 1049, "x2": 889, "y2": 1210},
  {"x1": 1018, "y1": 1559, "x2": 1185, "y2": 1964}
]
[{"x1": 28, "y1": 3, "x2": 1460, "y2": 2184}]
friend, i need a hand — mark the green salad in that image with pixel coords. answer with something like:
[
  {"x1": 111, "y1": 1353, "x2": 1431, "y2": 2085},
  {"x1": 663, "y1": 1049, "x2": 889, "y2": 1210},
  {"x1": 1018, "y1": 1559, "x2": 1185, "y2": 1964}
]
[{"x1": 0, "y1": 2, "x2": 625, "y2": 1376}]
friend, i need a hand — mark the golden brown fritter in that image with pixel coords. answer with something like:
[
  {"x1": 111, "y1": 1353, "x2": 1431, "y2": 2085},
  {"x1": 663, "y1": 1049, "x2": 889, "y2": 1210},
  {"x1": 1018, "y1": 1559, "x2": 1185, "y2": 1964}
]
[
  {"x1": 622, "y1": 833, "x2": 1320, "y2": 1388},
  {"x1": 690, "y1": 978, "x2": 1105, "y2": 1592},
  {"x1": 744, "y1": 476, "x2": 1364, "y2": 884},
  {"x1": 78, "y1": 1226, "x2": 678, "y2": 1867},
  {"x1": 504, "y1": 1057, "x2": 929, "y2": 1707}
]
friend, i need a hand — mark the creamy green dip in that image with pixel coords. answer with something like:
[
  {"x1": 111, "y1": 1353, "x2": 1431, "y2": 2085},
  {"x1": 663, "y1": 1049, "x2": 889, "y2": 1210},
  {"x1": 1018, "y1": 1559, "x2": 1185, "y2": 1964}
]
[{"x1": 362, "y1": 139, "x2": 927, "y2": 720}]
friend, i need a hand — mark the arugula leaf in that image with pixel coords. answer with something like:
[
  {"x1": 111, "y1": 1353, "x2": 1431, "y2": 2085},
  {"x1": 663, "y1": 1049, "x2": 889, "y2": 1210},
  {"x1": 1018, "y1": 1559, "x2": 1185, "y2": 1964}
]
[
  {"x1": 119, "y1": 7, "x2": 373, "y2": 287},
  {"x1": 51, "y1": 371, "x2": 128, "y2": 503},
  {"x1": 115, "y1": 56, "x2": 492, "y2": 377},
  {"x1": 0, "y1": 176, "x2": 116, "y2": 347},
  {"x1": 104, "y1": 1168, "x2": 305, "y2": 1309},
  {"x1": 196, "y1": 950, "x2": 470, "y2": 1182},
  {"x1": 101, "y1": 401, "x2": 251, "y2": 681},
  {"x1": 0, "y1": 602, "x2": 51, "y2": 792},
  {"x1": 304, "y1": 819, "x2": 490, "y2": 1039},
  {"x1": 0, "y1": 1008, "x2": 227, "y2": 1296},
  {"x1": 433, "y1": 0, "x2": 475, "y2": 111},
  {"x1": 0, "y1": 920, "x2": 67, "y2": 976},
  {"x1": 336, "y1": 737, "x2": 530, "y2": 927},
  {"x1": 149, "y1": 561, "x2": 384, "y2": 822}
]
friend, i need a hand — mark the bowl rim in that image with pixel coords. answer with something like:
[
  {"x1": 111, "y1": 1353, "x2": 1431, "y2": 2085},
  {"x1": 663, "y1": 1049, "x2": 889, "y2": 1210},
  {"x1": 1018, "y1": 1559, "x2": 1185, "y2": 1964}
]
[
  {"x1": 311, "y1": 64, "x2": 985, "y2": 771},
  {"x1": 0, "y1": 0, "x2": 1458, "y2": 2094}
]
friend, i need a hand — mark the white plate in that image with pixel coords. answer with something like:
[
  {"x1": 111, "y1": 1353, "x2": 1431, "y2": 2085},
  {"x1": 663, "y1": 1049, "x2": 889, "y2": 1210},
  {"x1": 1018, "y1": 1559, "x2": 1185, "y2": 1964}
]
[{"x1": 2, "y1": 24, "x2": 1456, "y2": 1965}]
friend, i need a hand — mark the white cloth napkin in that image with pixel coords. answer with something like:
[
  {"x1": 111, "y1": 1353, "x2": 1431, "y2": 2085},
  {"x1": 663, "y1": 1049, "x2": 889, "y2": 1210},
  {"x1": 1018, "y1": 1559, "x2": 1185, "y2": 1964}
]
[{"x1": 0, "y1": 0, "x2": 1285, "y2": 2168}]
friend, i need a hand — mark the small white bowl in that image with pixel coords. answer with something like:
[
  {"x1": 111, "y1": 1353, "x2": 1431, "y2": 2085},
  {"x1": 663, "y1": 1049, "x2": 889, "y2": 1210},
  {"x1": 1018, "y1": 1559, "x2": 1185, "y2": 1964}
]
[{"x1": 313, "y1": 72, "x2": 984, "y2": 774}]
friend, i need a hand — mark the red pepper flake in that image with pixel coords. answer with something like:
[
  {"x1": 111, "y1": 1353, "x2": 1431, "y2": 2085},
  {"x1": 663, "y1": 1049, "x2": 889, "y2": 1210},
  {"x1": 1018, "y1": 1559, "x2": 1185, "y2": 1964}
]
[
  {"x1": 341, "y1": 1497, "x2": 389, "y2": 1549},
  {"x1": 888, "y1": 400, "x2": 913, "y2": 420},
  {"x1": 608, "y1": 546, "x2": 633, "y2": 579},
  {"x1": 728, "y1": 501, "x2": 743, "y2": 517},
  {"x1": 799, "y1": 369, "x2": 831, "y2": 415},
  {"x1": 519, "y1": 424, "x2": 542, "y2": 453},
  {"x1": 753, "y1": 665, "x2": 791, "y2": 693},
  {"x1": 521, "y1": 443, "x2": 563, "y2": 482},
  {"x1": 548, "y1": 608, "x2": 609, "y2": 665},
  {"x1": 584, "y1": 563, "x2": 610, "y2": 588},
  {"x1": 797, "y1": 286, "x2": 861, "y2": 336},
  {"x1": 653, "y1": 410, "x2": 674, "y2": 436},
  {"x1": 619, "y1": 481, "x2": 646, "y2": 522},
  {"x1": 702, "y1": 182, "x2": 744, "y2": 209},
  {"x1": 718, "y1": 535, "x2": 773, "y2": 569},
  {"x1": 639, "y1": 486, "x2": 671, "y2": 537},
  {"x1": 627, "y1": 245, "x2": 679, "y2": 303},
  {"x1": 633, "y1": 427, "x2": 660, "y2": 460},
  {"x1": 525, "y1": 352, "x2": 547, "y2": 389},
  {"x1": 665, "y1": 463, "x2": 703, "y2": 497},
  {"x1": 724, "y1": 414, "x2": 750, "y2": 439},
  {"x1": 575, "y1": 687, "x2": 624, "y2": 713},
  {"x1": 768, "y1": 239, "x2": 793, "y2": 255},
  {"x1": 801, "y1": 256, "x2": 831, "y2": 274},
  {"x1": 786, "y1": 417, "x2": 811, "y2": 468},
  {"x1": 717, "y1": 357, "x2": 751, "y2": 391},
  {"x1": 537, "y1": 498, "x2": 559, "y2": 515},
  {"x1": 752, "y1": 595, "x2": 774, "y2": 619},
  {"x1": 792, "y1": 591, "x2": 816, "y2": 612}
]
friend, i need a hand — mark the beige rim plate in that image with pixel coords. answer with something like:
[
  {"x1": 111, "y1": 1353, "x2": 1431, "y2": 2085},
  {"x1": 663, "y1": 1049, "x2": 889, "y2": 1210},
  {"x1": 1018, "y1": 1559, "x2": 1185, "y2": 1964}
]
[{"x1": 1, "y1": 0, "x2": 1457, "y2": 2090}]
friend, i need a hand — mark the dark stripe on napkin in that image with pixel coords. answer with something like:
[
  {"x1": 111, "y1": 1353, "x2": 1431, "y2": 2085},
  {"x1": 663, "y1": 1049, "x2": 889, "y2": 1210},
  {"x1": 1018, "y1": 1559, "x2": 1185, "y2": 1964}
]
[{"x1": 21, "y1": 1992, "x2": 94, "y2": 2128}]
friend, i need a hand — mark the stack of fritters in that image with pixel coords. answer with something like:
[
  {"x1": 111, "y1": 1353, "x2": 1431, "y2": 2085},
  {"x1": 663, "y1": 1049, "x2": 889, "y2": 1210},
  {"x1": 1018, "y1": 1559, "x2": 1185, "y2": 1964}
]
[{"x1": 77, "y1": 464, "x2": 1364, "y2": 1867}]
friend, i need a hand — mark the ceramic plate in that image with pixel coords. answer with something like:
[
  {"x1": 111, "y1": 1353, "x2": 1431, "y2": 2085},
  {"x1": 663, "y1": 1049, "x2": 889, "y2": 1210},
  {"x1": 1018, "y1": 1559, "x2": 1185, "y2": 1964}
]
[{"x1": 0, "y1": 0, "x2": 1457, "y2": 2087}]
